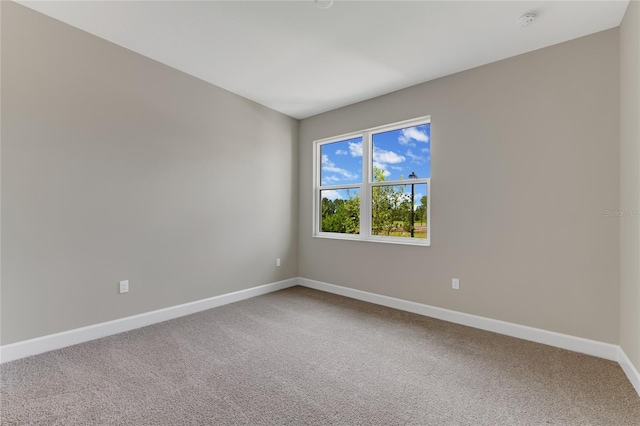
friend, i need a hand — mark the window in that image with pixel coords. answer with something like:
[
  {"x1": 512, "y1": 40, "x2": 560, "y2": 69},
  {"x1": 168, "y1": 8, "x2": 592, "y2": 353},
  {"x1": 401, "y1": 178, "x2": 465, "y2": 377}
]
[{"x1": 314, "y1": 117, "x2": 431, "y2": 246}]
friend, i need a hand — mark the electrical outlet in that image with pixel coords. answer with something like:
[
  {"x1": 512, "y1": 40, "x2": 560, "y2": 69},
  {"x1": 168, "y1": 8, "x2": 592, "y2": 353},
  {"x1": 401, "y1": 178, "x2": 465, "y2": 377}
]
[
  {"x1": 276, "y1": 258, "x2": 281, "y2": 267},
  {"x1": 452, "y1": 278, "x2": 460, "y2": 290},
  {"x1": 119, "y1": 280, "x2": 129, "y2": 294}
]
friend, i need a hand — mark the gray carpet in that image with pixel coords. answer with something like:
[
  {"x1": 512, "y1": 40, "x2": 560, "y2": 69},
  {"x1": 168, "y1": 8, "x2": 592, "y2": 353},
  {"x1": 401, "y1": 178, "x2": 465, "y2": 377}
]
[{"x1": 1, "y1": 286, "x2": 639, "y2": 425}]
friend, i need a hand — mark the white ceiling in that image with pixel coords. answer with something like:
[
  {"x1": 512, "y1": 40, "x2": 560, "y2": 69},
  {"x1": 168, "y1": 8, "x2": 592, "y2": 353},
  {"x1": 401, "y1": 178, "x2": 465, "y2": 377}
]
[{"x1": 17, "y1": 0, "x2": 629, "y2": 119}]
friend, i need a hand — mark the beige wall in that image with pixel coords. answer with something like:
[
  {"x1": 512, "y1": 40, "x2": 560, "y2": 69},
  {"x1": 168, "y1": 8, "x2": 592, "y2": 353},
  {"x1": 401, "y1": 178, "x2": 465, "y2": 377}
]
[
  {"x1": 620, "y1": 0, "x2": 640, "y2": 372},
  {"x1": 299, "y1": 29, "x2": 621, "y2": 344},
  {"x1": 1, "y1": 2, "x2": 299, "y2": 345}
]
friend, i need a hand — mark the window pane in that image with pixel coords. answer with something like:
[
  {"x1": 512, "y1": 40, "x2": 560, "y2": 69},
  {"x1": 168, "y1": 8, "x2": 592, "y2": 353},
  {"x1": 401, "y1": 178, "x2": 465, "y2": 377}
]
[
  {"x1": 320, "y1": 137, "x2": 362, "y2": 186},
  {"x1": 320, "y1": 188, "x2": 360, "y2": 234},
  {"x1": 371, "y1": 183, "x2": 427, "y2": 239},
  {"x1": 372, "y1": 123, "x2": 430, "y2": 182}
]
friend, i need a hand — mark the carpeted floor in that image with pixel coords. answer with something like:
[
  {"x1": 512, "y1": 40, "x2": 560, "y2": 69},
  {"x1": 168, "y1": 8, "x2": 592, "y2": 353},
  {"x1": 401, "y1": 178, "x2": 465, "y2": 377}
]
[{"x1": 1, "y1": 286, "x2": 639, "y2": 425}]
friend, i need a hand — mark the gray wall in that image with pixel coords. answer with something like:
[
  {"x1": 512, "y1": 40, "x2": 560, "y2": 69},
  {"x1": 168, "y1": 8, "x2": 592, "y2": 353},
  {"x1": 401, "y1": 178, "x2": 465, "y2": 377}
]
[
  {"x1": 299, "y1": 29, "x2": 621, "y2": 344},
  {"x1": 1, "y1": 2, "x2": 299, "y2": 345},
  {"x1": 1, "y1": 1, "x2": 630, "y2": 353},
  {"x1": 620, "y1": 0, "x2": 640, "y2": 372}
]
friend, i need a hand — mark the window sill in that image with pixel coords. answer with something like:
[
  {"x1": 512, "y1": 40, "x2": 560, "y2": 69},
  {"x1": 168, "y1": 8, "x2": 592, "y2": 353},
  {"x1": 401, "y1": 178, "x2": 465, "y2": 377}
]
[{"x1": 313, "y1": 233, "x2": 431, "y2": 247}]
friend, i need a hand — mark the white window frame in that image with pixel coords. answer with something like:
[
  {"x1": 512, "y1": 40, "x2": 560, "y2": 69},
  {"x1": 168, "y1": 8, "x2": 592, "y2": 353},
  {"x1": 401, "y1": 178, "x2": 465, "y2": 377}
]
[{"x1": 313, "y1": 116, "x2": 431, "y2": 246}]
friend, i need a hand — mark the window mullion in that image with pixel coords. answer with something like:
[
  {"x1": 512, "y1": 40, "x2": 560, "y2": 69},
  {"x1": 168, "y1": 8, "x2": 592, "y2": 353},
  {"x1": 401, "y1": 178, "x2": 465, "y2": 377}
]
[
  {"x1": 361, "y1": 131, "x2": 371, "y2": 238},
  {"x1": 318, "y1": 183, "x2": 361, "y2": 191},
  {"x1": 313, "y1": 143, "x2": 319, "y2": 236}
]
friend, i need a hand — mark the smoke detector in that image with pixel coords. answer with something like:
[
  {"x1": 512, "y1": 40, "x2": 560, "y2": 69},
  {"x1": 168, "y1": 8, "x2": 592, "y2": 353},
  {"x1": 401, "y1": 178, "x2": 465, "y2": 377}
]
[
  {"x1": 516, "y1": 12, "x2": 537, "y2": 28},
  {"x1": 315, "y1": 0, "x2": 333, "y2": 9}
]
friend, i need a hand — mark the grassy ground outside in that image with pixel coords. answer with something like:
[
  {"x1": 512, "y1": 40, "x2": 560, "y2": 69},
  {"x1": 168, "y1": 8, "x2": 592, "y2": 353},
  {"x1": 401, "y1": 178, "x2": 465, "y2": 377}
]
[{"x1": 372, "y1": 222, "x2": 427, "y2": 238}]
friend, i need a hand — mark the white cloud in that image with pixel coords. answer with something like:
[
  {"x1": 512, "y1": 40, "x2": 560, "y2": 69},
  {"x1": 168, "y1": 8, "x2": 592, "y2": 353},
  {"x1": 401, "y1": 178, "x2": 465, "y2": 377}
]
[
  {"x1": 349, "y1": 143, "x2": 405, "y2": 167},
  {"x1": 322, "y1": 154, "x2": 357, "y2": 180},
  {"x1": 335, "y1": 149, "x2": 347, "y2": 155},
  {"x1": 421, "y1": 147, "x2": 430, "y2": 153},
  {"x1": 373, "y1": 161, "x2": 392, "y2": 177},
  {"x1": 321, "y1": 190, "x2": 343, "y2": 200},
  {"x1": 399, "y1": 127, "x2": 430, "y2": 146},
  {"x1": 322, "y1": 175, "x2": 341, "y2": 184},
  {"x1": 406, "y1": 149, "x2": 421, "y2": 162},
  {"x1": 371, "y1": 148, "x2": 405, "y2": 178},
  {"x1": 374, "y1": 149, "x2": 405, "y2": 164},
  {"x1": 405, "y1": 149, "x2": 429, "y2": 165},
  {"x1": 349, "y1": 141, "x2": 362, "y2": 157}
]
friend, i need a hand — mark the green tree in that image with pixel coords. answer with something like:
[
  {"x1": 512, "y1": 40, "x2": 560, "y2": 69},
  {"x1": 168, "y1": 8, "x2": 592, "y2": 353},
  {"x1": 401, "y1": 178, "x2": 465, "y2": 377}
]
[
  {"x1": 321, "y1": 198, "x2": 343, "y2": 232},
  {"x1": 321, "y1": 190, "x2": 360, "y2": 234},
  {"x1": 414, "y1": 195, "x2": 427, "y2": 224},
  {"x1": 371, "y1": 167, "x2": 411, "y2": 236},
  {"x1": 342, "y1": 194, "x2": 360, "y2": 234}
]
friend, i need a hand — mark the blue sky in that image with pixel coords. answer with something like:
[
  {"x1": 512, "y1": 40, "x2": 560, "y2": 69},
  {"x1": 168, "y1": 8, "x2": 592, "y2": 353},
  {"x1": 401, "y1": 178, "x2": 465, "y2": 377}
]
[
  {"x1": 321, "y1": 124, "x2": 430, "y2": 185},
  {"x1": 320, "y1": 124, "x2": 430, "y2": 201}
]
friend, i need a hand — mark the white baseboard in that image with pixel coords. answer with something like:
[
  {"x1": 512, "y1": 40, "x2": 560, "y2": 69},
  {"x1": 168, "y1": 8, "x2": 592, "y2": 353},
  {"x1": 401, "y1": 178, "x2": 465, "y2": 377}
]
[
  {"x1": 618, "y1": 347, "x2": 640, "y2": 397},
  {"x1": 299, "y1": 277, "x2": 640, "y2": 397},
  {"x1": 3, "y1": 276, "x2": 639, "y2": 399},
  {"x1": 298, "y1": 278, "x2": 620, "y2": 362},
  {"x1": 0, "y1": 278, "x2": 298, "y2": 364}
]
